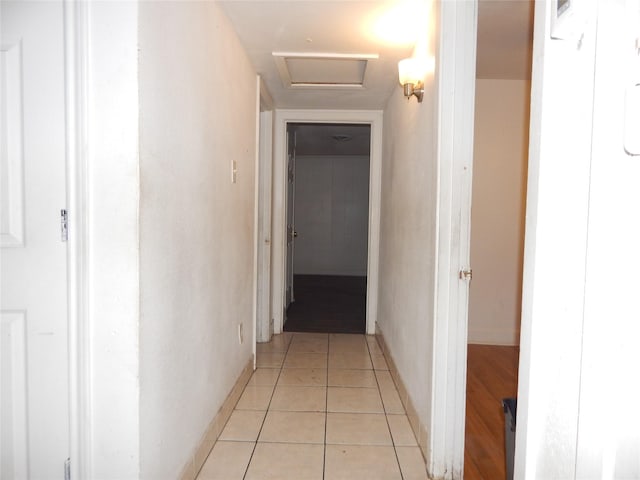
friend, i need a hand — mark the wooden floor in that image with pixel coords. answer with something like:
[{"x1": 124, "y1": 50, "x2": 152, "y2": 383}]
[{"x1": 465, "y1": 344, "x2": 519, "y2": 480}]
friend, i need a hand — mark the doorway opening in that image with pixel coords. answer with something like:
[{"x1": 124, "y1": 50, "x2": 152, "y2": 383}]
[
  {"x1": 464, "y1": 1, "x2": 534, "y2": 478},
  {"x1": 283, "y1": 123, "x2": 371, "y2": 334}
]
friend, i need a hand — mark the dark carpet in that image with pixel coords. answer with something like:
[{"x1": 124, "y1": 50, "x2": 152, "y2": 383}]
[{"x1": 283, "y1": 274, "x2": 367, "y2": 334}]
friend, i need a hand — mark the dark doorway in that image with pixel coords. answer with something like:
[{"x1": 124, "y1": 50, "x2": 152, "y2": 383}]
[
  {"x1": 284, "y1": 123, "x2": 371, "y2": 334},
  {"x1": 284, "y1": 275, "x2": 366, "y2": 333}
]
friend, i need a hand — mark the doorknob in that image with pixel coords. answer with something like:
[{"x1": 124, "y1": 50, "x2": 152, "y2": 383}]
[{"x1": 293, "y1": 231, "x2": 298, "y2": 238}]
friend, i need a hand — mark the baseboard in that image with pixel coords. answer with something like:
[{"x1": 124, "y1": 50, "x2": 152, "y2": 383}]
[
  {"x1": 374, "y1": 324, "x2": 429, "y2": 463},
  {"x1": 178, "y1": 357, "x2": 254, "y2": 480},
  {"x1": 467, "y1": 327, "x2": 520, "y2": 346}
]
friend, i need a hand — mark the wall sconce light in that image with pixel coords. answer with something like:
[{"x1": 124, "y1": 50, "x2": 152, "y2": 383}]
[{"x1": 398, "y1": 57, "x2": 425, "y2": 102}]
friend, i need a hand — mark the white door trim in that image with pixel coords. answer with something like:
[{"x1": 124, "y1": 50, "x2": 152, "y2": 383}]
[
  {"x1": 254, "y1": 75, "x2": 275, "y2": 350},
  {"x1": 271, "y1": 109, "x2": 383, "y2": 335},
  {"x1": 430, "y1": 1, "x2": 477, "y2": 477},
  {"x1": 64, "y1": 1, "x2": 91, "y2": 477}
]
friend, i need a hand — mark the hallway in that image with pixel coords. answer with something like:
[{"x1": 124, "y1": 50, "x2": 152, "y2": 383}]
[{"x1": 196, "y1": 333, "x2": 427, "y2": 479}]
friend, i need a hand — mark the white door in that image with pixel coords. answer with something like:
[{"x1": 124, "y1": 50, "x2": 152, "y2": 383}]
[
  {"x1": 256, "y1": 106, "x2": 274, "y2": 342},
  {"x1": 1, "y1": 1, "x2": 70, "y2": 478},
  {"x1": 285, "y1": 127, "x2": 297, "y2": 311}
]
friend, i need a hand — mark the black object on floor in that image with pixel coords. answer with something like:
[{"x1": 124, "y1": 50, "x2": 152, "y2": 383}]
[
  {"x1": 503, "y1": 398, "x2": 517, "y2": 480},
  {"x1": 284, "y1": 275, "x2": 366, "y2": 334}
]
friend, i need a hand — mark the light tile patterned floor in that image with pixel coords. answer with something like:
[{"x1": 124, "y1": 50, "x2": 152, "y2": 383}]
[{"x1": 196, "y1": 333, "x2": 428, "y2": 480}]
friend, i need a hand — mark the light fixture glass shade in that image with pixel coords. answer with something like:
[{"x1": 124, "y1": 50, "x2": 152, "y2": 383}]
[{"x1": 398, "y1": 57, "x2": 425, "y2": 86}]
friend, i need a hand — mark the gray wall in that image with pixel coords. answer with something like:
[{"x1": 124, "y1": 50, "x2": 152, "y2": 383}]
[{"x1": 293, "y1": 155, "x2": 370, "y2": 276}]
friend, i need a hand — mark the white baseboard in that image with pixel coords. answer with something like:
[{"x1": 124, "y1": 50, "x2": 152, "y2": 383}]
[
  {"x1": 467, "y1": 327, "x2": 520, "y2": 346},
  {"x1": 179, "y1": 358, "x2": 254, "y2": 480},
  {"x1": 374, "y1": 325, "x2": 428, "y2": 463}
]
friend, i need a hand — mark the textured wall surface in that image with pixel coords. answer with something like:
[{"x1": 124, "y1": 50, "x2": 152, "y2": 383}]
[{"x1": 138, "y1": 2, "x2": 256, "y2": 477}]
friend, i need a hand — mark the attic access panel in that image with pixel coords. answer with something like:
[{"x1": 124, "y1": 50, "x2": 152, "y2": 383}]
[{"x1": 273, "y1": 52, "x2": 378, "y2": 89}]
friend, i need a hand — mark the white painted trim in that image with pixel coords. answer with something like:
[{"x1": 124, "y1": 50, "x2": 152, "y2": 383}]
[
  {"x1": 259, "y1": 80, "x2": 274, "y2": 112},
  {"x1": 375, "y1": 327, "x2": 429, "y2": 462},
  {"x1": 63, "y1": 1, "x2": 91, "y2": 477},
  {"x1": 0, "y1": 41, "x2": 25, "y2": 247},
  {"x1": 272, "y1": 52, "x2": 378, "y2": 90},
  {"x1": 253, "y1": 75, "x2": 260, "y2": 367},
  {"x1": 272, "y1": 109, "x2": 382, "y2": 335},
  {"x1": 467, "y1": 327, "x2": 520, "y2": 346},
  {"x1": 367, "y1": 115, "x2": 382, "y2": 336},
  {"x1": 0, "y1": 311, "x2": 28, "y2": 479},
  {"x1": 256, "y1": 78, "x2": 274, "y2": 344},
  {"x1": 514, "y1": 0, "x2": 599, "y2": 476},
  {"x1": 430, "y1": 1, "x2": 477, "y2": 478},
  {"x1": 178, "y1": 358, "x2": 254, "y2": 480}
]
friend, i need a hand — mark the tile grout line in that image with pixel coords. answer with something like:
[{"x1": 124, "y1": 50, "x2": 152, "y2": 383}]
[
  {"x1": 224, "y1": 333, "x2": 416, "y2": 480},
  {"x1": 323, "y1": 334, "x2": 330, "y2": 480},
  {"x1": 242, "y1": 333, "x2": 293, "y2": 480},
  {"x1": 367, "y1": 335, "x2": 406, "y2": 480}
]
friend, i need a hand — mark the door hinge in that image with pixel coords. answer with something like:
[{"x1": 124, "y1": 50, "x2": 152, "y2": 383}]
[
  {"x1": 64, "y1": 457, "x2": 71, "y2": 480},
  {"x1": 61, "y1": 209, "x2": 68, "y2": 242}
]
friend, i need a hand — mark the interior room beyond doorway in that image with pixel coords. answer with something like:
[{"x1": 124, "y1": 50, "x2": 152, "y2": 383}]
[
  {"x1": 465, "y1": 1, "x2": 533, "y2": 476},
  {"x1": 284, "y1": 123, "x2": 371, "y2": 334}
]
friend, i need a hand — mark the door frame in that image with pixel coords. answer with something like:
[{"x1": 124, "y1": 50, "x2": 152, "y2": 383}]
[
  {"x1": 64, "y1": 1, "x2": 90, "y2": 477},
  {"x1": 429, "y1": 1, "x2": 477, "y2": 476},
  {"x1": 254, "y1": 76, "x2": 274, "y2": 347},
  {"x1": 270, "y1": 109, "x2": 383, "y2": 335}
]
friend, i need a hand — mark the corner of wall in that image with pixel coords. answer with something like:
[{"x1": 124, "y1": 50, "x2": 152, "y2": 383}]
[
  {"x1": 178, "y1": 358, "x2": 254, "y2": 480},
  {"x1": 375, "y1": 328, "x2": 429, "y2": 461}
]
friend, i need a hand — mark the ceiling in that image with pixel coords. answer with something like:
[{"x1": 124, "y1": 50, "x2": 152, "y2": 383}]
[
  {"x1": 219, "y1": 0, "x2": 534, "y2": 111},
  {"x1": 218, "y1": 0, "x2": 422, "y2": 110}
]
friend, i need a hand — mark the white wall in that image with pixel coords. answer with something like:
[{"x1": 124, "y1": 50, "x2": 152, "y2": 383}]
[
  {"x1": 516, "y1": 0, "x2": 640, "y2": 478},
  {"x1": 575, "y1": 2, "x2": 640, "y2": 475},
  {"x1": 87, "y1": 2, "x2": 141, "y2": 477},
  {"x1": 379, "y1": 2, "x2": 478, "y2": 477},
  {"x1": 294, "y1": 155, "x2": 370, "y2": 276},
  {"x1": 378, "y1": 2, "x2": 439, "y2": 460},
  {"x1": 137, "y1": 2, "x2": 256, "y2": 478},
  {"x1": 468, "y1": 79, "x2": 530, "y2": 345}
]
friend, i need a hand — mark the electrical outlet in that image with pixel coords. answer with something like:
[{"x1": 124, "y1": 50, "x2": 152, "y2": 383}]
[{"x1": 238, "y1": 323, "x2": 244, "y2": 344}]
